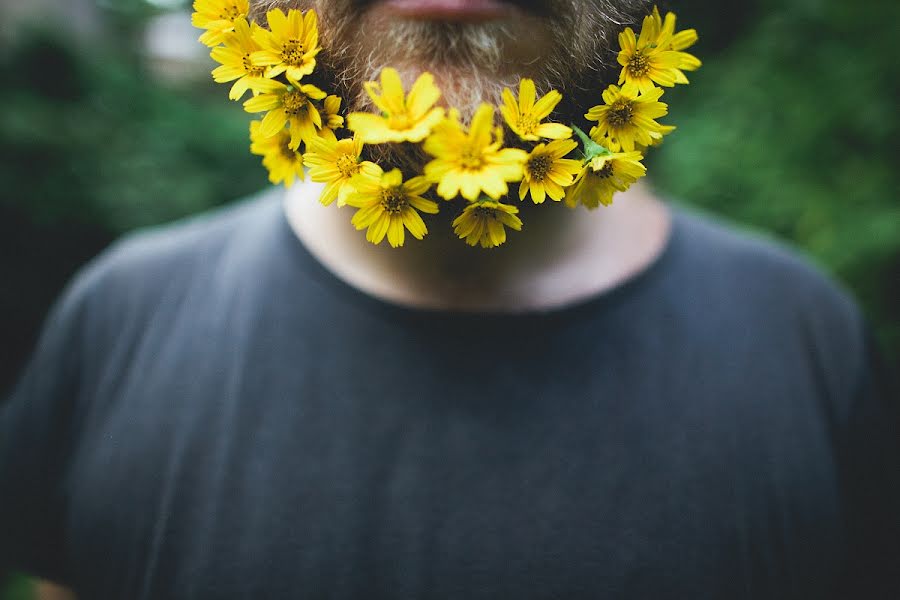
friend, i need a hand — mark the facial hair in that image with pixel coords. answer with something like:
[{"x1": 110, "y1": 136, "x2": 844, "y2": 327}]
[{"x1": 250, "y1": 0, "x2": 655, "y2": 171}]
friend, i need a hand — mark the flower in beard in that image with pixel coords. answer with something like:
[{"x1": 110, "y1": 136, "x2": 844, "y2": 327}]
[
  {"x1": 192, "y1": 0, "x2": 249, "y2": 47},
  {"x1": 424, "y1": 104, "x2": 527, "y2": 201},
  {"x1": 452, "y1": 199, "x2": 523, "y2": 248},
  {"x1": 316, "y1": 95, "x2": 344, "y2": 143},
  {"x1": 251, "y1": 8, "x2": 321, "y2": 81},
  {"x1": 249, "y1": 120, "x2": 304, "y2": 188},
  {"x1": 347, "y1": 68, "x2": 445, "y2": 144},
  {"x1": 519, "y1": 139, "x2": 582, "y2": 204},
  {"x1": 347, "y1": 166, "x2": 439, "y2": 248},
  {"x1": 243, "y1": 78, "x2": 327, "y2": 149},
  {"x1": 304, "y1": 135, "x2": 380, "y2": 206},
  {"x1": 616, "y1": 16, "x2": 684, "y2": 94},
  {"x1": 565, "y1": 151, "x2": 646, "y2": 209},
  {"x1": 585, "y1": 84, "x2": 668, "y2": 152},
  {"x1": 500, "y1": 78, "x2": 572, "y2": 141},
  {"x1": 647, "y1": 7, "x2": 702, "y2": 83},
  {"x1": 210, "y1": 18, "x2": 282, "y2": 101}
]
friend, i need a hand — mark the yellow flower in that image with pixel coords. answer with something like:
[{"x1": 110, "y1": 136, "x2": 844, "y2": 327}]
[
  {"x1": 423, "y1": 104, "x2": 528, "y2": 201},
  {"x1": 304, "y1": 135, "x2": 380, "y2": 206},
  {"x1": 210, "y1": 18, "x2": 282, "y2": 100},
  {"x1": 251, "y1": 8, "x2": 320, "y2": 82},
  {"x1": 347, "y1": 167, "x2": 439, "y2": 248},
  {"x1": 452, "y1": 200, "x2": 522, "y2": 248},
  {"x1": 616, "y1": 15, "x2": 685, "y2": 94},
  {"x1": 249, "y1": 120, "x2": 305, "y2": 188},
  {"x1": 316, "y1": 95, "x2": 344, "y2": 143},
  {"x1": 192, "y1": 0, "x2": 249, "y2": 47},
  {"x1": 243, "y1": 79, "x2": 327, "y2": 149},
  {"x1": 346, "y1": 68, "x2": 445, "y2": 144},
  {"x1": 648, "y1": 6, "x2": 701, "y2": 84},
  {"x1": 639, "y1": 123, "x2": 676, "y2": 151},
  {"x1": 585, "y1": 84, "x2": 668, "y2": 152},
  {"x1": 500, "y1": 78, "x2": 572, "y2": 141},
  {"x1": 564, "y1": 151, "x2": 646, "y2": 209},
  {"x1": 519, "y1": 139, "x2": 582, "y2": 204}
]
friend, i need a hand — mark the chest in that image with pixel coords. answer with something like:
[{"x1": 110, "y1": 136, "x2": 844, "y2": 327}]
[{"x1": 62, "y1": 351, "x2": 844, "y2": 599}]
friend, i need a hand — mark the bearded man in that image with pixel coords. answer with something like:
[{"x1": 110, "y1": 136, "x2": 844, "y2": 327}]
[{"x1": 1, "y1": 0, "x2": 898, "y2": 598}]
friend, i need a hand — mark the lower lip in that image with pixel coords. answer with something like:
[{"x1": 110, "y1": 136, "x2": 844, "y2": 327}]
[{"x1": 377, "y1": 0, "x2": 516, "y2": 21}]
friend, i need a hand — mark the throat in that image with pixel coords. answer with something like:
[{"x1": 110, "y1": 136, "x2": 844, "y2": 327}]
[{"x1": 283, "y1": 181, "x2": 671, "y2": 313}]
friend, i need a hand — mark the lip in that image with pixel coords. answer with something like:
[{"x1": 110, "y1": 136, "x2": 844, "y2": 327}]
[{"x1": 377, "y1": 0, "x2": 518, "y2": 22}]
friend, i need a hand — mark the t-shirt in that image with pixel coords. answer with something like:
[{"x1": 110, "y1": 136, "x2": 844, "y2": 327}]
[{"x1": 2, "y1": 190, "x2": 898, "y2": 599}]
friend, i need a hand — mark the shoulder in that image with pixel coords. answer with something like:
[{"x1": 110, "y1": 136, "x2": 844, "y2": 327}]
[
  {"x1": 668, "y1": 206, "x2": 869, "y2": 398},
  {"x1": 66, "y1": 189, "x2": 284, "y2": 306}
]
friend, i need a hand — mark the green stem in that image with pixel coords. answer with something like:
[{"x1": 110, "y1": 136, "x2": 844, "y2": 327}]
[{"x1": 572, "y1": 125, "x2": 610, "y2": 159}]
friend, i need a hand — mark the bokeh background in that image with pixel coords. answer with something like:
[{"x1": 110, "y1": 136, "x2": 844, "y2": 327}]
[{"x1": 1, "y1": 0, "x2": 898, "y2": 596}]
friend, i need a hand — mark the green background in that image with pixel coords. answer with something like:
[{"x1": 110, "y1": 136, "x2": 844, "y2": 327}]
[{"x1": 1, "y1": 0, "x2": 897, "y2": 595}]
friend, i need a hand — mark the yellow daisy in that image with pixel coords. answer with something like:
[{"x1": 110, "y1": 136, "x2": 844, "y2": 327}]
[
  {"x1": 564, "y1": 151, "x2": 646, "y2": 209},
  {"x1": 243, "y1": 78, "x2": 327, "y2": 149},
  {"x1": 585, "y1": 84, "x2": 668, "y2": 152},
  {"x1": 249, "y1": 121, "x2": 305, "y2": 188},
  {"x1": 210, "y1": 18, "x2": 282, "y2": 101},
  {"x1": 500, "y1": 78, "x2": 572, "y2": 141},
  {"x1": 616, "y1": 14, "x2": 684, "y2": 94},
  {"x1": 192, "y1": 0, "x2": 249, "y2": 47},
  {"x1": 519, "y1": 139, "x2": 582, "y2": 204},
  {"x1": 304, "y1": 135, "x2": 380, "y2": 206},
  {"x1": 648, "y1": 7, "x2": 701, "y2": 84},
  {"x1": 638, "y1": 123, "x2": 677, "y2": 151},
  {"x1": 423, "y1": 104, "x2": 528, "y2": 201},
  {"x1": 452, "y1": 200, "x2": 522, "y2": 248},
  {"x1": 316, "y1": 95, "x2": 344, "y2": 143},
  {"x1": 251, "y1": 8, "x2": 321, "y2": 82},
  {"x1": 347, "y1": 167, "x2": 440, "y2": 248},
  {"x1": 346, "y1": 68, "x2": 445, "y2": 144}
]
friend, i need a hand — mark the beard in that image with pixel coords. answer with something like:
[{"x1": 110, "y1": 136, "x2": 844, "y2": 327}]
[{"x1": 251, "y1": 0, "x2": 654, "y2": 171}]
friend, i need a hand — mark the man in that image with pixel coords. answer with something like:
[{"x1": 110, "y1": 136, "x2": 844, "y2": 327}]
[{"x1": 2, "y1": 0, "x2": 898, "y2": 598}]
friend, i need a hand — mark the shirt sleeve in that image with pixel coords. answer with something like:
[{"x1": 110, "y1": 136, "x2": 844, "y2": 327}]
[
  {"x1": 836, "y1": 329, "x2": 900, "y2": 598},
  {"x1": 0, "y1": 279, "x2": 89, "y2": 584}
]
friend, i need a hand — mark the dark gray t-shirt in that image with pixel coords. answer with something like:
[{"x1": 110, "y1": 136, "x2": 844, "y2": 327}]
[{"x1": 2, "y1": 191, "x2": 898, "y2": 599}]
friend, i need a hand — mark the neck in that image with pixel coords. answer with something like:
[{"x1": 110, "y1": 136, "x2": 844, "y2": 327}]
[{"x1": 284, "y1": 180, "x2": 671, "y2": 312}]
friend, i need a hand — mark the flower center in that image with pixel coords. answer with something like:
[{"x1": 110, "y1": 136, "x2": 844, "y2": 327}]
[
  {"x1": 336, "y1": 154, "x2": 358, "y2": 178},
  {"x1": 219, "y1": 5, "x2": 244, "y2": 20},
  {"x1": 595, "y1": 161, "x2": 614, "y2": 179},
  {"x1": 607, "y1": 100, "x2": 635, "y2": 127},
  {"x1": 381, "y1": 187, "x2": 409, "y2": 214},
  {"x1": 473, "y1": 206, "x2": 497, "y2": 221},
  {"x1": 282, "y1": 91, "x2": 308, "y2": 116},
  {"x1": 388, "y1": 111, "x2": 412, "y2": 130},
  {"x1": 516, "y1": 115, "x2": 537, "y2": 135},
  {"x1": 242, "y1": 53, "x2": 266, "y2": 77},
  {"x1": 281, "y1": 40, "x2": 306, "y2": 66},
  {"x1": 460, "y1": 147, "x2": 484, "y2": 170},
  {"x1": 527, "y1": 154, "x2": 552, "y2": 181},
  {"x1": 279, "y1": 140, "x2": 297, "y2": 161},
  {"x1": 627, "y1": 52, "x2": 651, "y2": 78}
]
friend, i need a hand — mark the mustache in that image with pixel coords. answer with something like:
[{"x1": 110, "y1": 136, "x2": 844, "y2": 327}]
[{"x1": 351, "y1": 0, "x2": 563, "y2": 18}]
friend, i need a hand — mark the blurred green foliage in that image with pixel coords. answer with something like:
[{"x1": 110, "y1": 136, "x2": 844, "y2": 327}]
[
  {"x1": 0, "y1": 34, "x2": 263, "y2": 232},
  {"x1": 651, "y1": 0, "x2": 900, "y2": 358},
  {"x1": 1, "y1": 0, "x2": 898, "y2": 594}
]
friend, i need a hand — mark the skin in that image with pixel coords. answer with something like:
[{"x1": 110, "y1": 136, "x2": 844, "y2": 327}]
[{"x1": 285, "y1": 180, "x2": 670, "y2": 312}]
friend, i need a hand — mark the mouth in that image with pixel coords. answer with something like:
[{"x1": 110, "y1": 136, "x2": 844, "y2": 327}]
[{"x1": 374, "y1": 0, "x2": 522, "y2": 22}]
